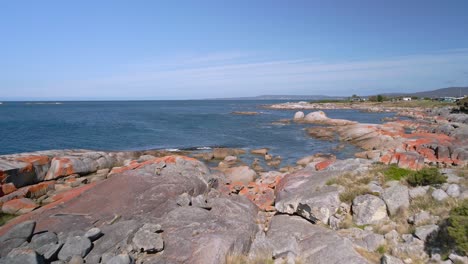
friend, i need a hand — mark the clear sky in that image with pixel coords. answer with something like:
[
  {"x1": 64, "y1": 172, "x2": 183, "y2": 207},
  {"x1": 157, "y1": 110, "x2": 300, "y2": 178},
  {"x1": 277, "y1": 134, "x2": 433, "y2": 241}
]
[{"x1": 1, "y1": 0, "x2": 468, "y2": 100}]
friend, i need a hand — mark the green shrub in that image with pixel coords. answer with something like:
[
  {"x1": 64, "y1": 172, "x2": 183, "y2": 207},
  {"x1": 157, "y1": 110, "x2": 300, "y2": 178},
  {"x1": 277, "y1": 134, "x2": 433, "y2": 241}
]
[
  {"x1": 447, "y1": 200, "x2": 468, "y2": 255},
  {"x1": 382, "y1": 165, "x2": 412, "y2": 181},
  {"x1": 406, "y1": 168, "x2": 446, "y2": 186}
]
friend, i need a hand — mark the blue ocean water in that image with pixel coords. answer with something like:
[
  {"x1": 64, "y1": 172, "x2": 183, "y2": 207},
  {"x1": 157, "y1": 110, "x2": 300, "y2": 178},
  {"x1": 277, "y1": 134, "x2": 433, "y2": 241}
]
[{"x1": 0, "y1": 100, "x2": 395, "y2": 165}]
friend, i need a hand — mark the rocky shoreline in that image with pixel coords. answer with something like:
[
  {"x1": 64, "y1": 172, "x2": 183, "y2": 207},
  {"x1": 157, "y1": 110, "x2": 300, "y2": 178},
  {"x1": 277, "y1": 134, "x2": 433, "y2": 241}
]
[{"x1": 0, "y1": 104, "x2": 467, "y2": 264}]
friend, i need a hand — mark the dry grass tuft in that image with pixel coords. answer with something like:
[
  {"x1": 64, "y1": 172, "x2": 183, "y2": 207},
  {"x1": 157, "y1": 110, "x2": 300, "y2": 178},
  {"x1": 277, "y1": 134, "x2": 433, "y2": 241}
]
[
  {"x1": 326, "y1": 172, "x2": 376, "y2": 203},
  {"x1": 355, "y1": 247, "x2": 381, "y2": 264},
  {"x1": 409, "y1": 194, "x2": 459, "y2": 219}
]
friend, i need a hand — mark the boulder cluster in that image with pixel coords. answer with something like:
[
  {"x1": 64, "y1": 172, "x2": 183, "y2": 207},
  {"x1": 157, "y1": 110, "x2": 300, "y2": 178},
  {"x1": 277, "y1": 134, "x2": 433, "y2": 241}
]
[{"x1": 0, "y1": 105, "x2": 467, "y2": 264}]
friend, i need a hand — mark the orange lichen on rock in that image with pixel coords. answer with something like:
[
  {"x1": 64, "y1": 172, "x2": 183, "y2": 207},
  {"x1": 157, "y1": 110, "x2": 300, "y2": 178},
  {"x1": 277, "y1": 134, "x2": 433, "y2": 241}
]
[
  {"x1": 26, "y1": 181, "x2": 55, "y2": 198},
  {"x1": 110, "y1": 155, "x2": 198, "y2": 175},
  {"x1": 1, "y1": 198, "x2": 38, "y2": 215},
  {"x1": 1, "y1": 183, "x2": 17, "y2": 196}
]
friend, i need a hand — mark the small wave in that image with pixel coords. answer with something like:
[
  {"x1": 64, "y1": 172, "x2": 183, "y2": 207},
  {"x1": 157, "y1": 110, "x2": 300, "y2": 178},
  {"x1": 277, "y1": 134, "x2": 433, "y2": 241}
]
[
  {"x1": 165, "y1": 148, "x2": 180, "y2": 152},
  {"x1": 196, "y1": 146, "x2": 212, "y2": 150}
]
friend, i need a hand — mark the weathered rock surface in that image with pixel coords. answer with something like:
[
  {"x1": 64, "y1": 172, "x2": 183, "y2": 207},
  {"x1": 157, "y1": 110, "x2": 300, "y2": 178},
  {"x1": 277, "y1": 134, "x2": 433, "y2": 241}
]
[
  {"x1": 223, "y1": 166, "x2": 257, "y2": 184},
  {"x1": 257, "y1": 215, "x2": 369, "y2": 263},
  {"x1": 432, "y1": 189, "x2": 449, "y2": 201},
  {"x1": 352, "y1": 194, "x2": 388, "y2": 225},
  {"x1": 0, "y1": 220, "x2": 36, "y2": 257},
  {"x1": 382, "y1": 184, "x2": 409, "y2": 216},
  {"x1": 57, "y1": 236, "x2": 92, "y2": 261},
  {"x1": 275, "y1": 168, "x2": 341, "y2": 224}
]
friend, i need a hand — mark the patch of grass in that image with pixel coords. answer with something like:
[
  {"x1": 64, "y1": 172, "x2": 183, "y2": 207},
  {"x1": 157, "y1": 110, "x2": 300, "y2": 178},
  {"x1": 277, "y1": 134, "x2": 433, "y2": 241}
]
[
  {"x1": 447, "y1": 199, "x2": 468, "y2": 256},
  {"x1": 376, "y1": 245, "x2": 387, "y2": 255},
  {"x1": 0, "y1": 213, "x2": 15, "y2": 226},
  {"x1": 406, "y1": 168, "x2": 446, "y2": 186},
  {"x1": 409, "y1": 194, "x2": 458, "y2": 219},
  {"x1": 355, "y1": 247, "x2": 381, "y2": 263},
  {"x1": 226, "y1": 254, "x2": 275, "y2": 264},
  {"x1": 381, "y1": 165, "x2": 412, "y2": 182},
  {"x1": 339, "y1": 186, "x2": 374, "y2": 203}
]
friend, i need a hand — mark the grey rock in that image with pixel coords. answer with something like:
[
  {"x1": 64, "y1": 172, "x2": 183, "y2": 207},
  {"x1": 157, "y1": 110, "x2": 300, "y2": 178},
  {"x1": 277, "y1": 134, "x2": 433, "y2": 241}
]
[
  {"x1": 37, "y1": 242, "x2": 63, "y2": 261},
  {"x1": 381, "y1": 254, "x2": 404, "y2": 264},
  {"x1": 68, "y1": 255, "x2": 84, "y2": 264},
  {"x1": 132, "y1": 224, "x2": 164, "y2": 253},
  {"x1": 368, "y1": 181, "x2": 384, "y2": 194},
  {"x1": 3, "y1": 248, "x2": 45, "y2": 264},
  {"x1": 159, "y1": 195, "x2": 259, "y2": 264},
  {"x1": 446, "y1": 184, "x2": 461, "y2": 198},
  {"x1": 84, "y1": 227, "x2": 102, "y2": 242},
  {"x1": 106, "y1": 254, "x2": 132, "y2": 264},
  {"x1": 176, "y1": 193, "x2": 191, "y2": 206},
  {"x1": 409, "y1": 186, "x2": 428, "y2": 199},
  {"x1": 339, "y1": 228, "x2": 385, "y2": 252},
  {"x1": 275, "y1": 168, "x2": 342, "y2": 224},
  {"x1": 382, "y1": 184, "x2": 409, "y2": 216},
  {"x1": 191, "y1": 195, "x2": 210, "y2": 209},
  {"x1": 262, "y1": 215, "x2": 369, "y2": 264},
  {"x1": 407, "y1": 211, "x2": 435, "y2": 226},
  {"x1": 384, "y1": 230, "x2": 400, "y2": 246},
  {"x1": 414, "y1": 224, "x2": 439, "y2": 241},
  {"x1": 449, "y1": 253, "x2": 468, "y2": 264},
  {"x1": 352, "y1": 194, "x2": 388, "y2": 225},
  {"x1": 30, "y1": 232, "x2": 58, "y2": 249},
  {"x1": 391, "y1": 238, "x2": 426, "y2": 260},
  {"x1": 85, "y1": 220, "x2": 141, "y2": 263},
  {"x1": 293, "y1": 111, "x2": 304, "y2": 120},
  {"x1": 432, "y1": 189, "x2": 449, "y2": 201},
  {"x1": 0, "y1": 220, "x2": 36, "y2": 257},
  {"x1": 223, "y1": 166, "x2": 257, "y2": 184},
  {"x1": 57, "y1": 236, "x2": 92, "y2": 261}
]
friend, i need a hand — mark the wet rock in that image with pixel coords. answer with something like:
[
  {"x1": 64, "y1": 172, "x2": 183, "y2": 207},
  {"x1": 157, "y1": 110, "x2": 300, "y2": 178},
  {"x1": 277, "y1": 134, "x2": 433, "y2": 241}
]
[
  {"x1": 251, "y1": 148, "x2": 269, "y2": 155},
  {"x1": 213, "y1": 148, "x2": 245, "y2": 159},
  {"x1": 431, "y1": 189, "x2": 449, "y2": 201},
  {"x1": 306, "y1": 126, "x2": 336, "y2": 141},
  {"x1": 414, "y1": 224, "x2": 439, "y2": 241},
  {"x1": 57, "y1": 236, "x2": 92, "y2": 261},
  {"x1": 352, "y1": 194, "x2": 388, "y2": 225},
  {"x1": 382, "y1": 184, "x2": 409, "y2": 216},
  {"x1": 446, "y1": 184, "x2": 461, "y2": 197},
  {"x1": 223, "y1": 166, "x2": 257, "y2": 184},
  {"x1": 132, "y1": 224, "x2": 164, "y2": 253},
  {"x1": 84, "y1": 227, "x2": 102, "y2": 242}
]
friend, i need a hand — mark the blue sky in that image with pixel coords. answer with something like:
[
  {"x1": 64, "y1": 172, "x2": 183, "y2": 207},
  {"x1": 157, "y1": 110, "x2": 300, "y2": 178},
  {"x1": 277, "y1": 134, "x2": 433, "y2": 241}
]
[{"x1": 1, "y1": 0, "x2": 468, "y2": 100}]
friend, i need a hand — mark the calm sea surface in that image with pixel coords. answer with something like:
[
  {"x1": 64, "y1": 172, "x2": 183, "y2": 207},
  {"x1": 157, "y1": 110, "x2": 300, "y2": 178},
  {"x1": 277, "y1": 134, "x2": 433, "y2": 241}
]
[{"x1": 0, "y1": 100, "x2": 395, "y2": 165}]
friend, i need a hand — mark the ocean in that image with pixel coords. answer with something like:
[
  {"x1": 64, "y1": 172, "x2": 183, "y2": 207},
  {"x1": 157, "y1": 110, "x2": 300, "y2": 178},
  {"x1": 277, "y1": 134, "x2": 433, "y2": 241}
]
[{"x1": 0, "y1": 100, "x2": 395, "y2": 165}]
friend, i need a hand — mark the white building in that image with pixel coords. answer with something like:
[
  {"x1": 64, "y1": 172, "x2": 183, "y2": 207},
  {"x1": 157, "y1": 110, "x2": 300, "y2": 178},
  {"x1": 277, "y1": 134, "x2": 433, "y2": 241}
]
[{"x1": 402, "y1": 97, "x2": 412, "y2": 101}]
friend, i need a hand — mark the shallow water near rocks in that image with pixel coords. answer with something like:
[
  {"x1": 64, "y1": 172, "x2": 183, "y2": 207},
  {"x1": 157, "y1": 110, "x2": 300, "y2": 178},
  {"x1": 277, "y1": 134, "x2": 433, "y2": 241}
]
[{"x1": 0, "y1": 100, "x2": 395, "y2": 165}]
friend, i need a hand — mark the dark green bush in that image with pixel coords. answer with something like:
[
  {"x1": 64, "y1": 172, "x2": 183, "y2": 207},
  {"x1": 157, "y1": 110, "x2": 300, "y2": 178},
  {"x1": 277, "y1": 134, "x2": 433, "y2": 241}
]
[
  {"x1": 406, "y1": 167, "x2": 446, "y2": 186},
  {"x1": 447, "y1": 200, "x2": 468, "y2": 255}
]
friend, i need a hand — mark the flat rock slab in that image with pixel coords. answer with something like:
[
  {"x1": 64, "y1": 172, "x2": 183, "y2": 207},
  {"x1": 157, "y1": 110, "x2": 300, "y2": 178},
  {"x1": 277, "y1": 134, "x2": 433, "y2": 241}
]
[
  {"x1": 0, "y1": 156, "x2": 212, "y2": 236},
  {"x1": 262, "y1": 215, "x2": 369, "y2": 264}
]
